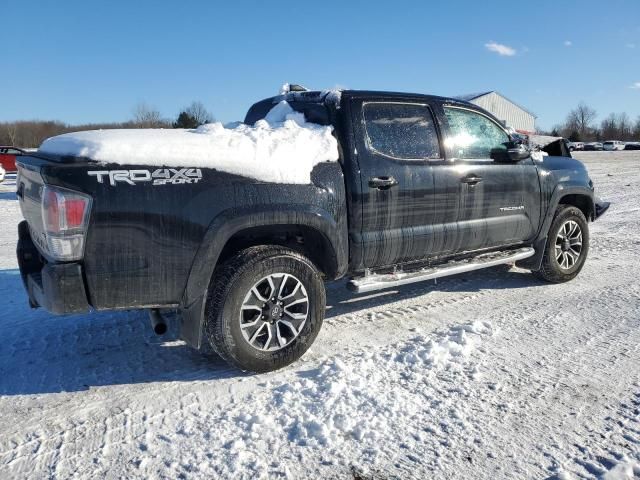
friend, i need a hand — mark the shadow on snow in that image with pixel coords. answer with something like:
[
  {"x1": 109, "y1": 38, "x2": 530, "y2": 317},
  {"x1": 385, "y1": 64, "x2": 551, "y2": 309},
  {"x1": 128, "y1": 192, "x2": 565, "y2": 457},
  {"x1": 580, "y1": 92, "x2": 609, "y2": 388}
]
[
  {"x1": 0, "y1": 264, "x2": 541, "y2": 396},
  {"x1": 0, "y1": 191, "x2": 17, "y2": 201}
]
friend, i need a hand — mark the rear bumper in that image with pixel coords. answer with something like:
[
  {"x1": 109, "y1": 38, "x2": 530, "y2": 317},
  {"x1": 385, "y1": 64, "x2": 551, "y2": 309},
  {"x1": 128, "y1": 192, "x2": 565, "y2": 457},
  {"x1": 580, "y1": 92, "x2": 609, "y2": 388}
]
[
  {"x1": 594, "y1": 198, "x2": 611, "y2": 220},
  {"x1": 17, "y1": 221, "x2": 91, "y2": 314}
]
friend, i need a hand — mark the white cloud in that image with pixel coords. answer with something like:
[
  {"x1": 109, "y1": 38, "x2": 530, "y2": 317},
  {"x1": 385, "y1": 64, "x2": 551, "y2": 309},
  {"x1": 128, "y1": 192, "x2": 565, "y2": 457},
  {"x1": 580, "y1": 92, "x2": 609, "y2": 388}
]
[
  {"x1": 630, "y1": 82, "x2": 640, "y2": 89},
  {"x1": 626, "y1": 43, "x2": 636, "y2": 49},
  {"x1": 484, "y1": 41, "x2": 516, "y2": 57},
  {"x1": 564, "y1": 40, "x2": 572, "y2": 47}
]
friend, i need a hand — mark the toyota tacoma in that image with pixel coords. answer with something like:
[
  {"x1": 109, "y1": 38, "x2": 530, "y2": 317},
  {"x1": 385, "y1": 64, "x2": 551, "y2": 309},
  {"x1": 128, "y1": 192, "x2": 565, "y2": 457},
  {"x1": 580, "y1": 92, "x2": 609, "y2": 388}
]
[{"x1": 16, "y1": 88, "x2": 610, "y2": 372}]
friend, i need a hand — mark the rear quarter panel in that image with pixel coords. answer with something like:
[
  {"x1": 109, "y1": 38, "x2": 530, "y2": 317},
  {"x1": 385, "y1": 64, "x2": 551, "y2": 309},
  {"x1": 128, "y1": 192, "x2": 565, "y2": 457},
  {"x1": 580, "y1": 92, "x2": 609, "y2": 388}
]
[{"x1": 36, "y1": 161, "x2": 346, "y2": 310}]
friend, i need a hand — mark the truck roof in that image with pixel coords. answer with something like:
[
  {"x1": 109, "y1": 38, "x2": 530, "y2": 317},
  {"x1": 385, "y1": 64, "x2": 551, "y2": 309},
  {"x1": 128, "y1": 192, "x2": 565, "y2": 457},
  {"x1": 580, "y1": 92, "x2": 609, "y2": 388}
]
[
  {"x1": 279, "y1": 89, "x2": 461, "y2": 104},
  {"x1": 244, "y1": 89, "x2": 476, "y2": 126},
  {"x1": 341, "y1": 89, "x2": 452, "y2": 101}
]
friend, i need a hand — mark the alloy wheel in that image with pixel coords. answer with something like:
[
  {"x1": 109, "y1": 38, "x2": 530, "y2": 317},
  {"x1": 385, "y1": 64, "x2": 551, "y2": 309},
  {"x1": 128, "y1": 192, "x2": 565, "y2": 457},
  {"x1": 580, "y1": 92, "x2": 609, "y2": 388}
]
[
  {"x1": 239, "y1": 273, "x2": 309, "y2": 351},
  {"x1": 555, "y1": 220, "x2": 583, "y2": 270}
]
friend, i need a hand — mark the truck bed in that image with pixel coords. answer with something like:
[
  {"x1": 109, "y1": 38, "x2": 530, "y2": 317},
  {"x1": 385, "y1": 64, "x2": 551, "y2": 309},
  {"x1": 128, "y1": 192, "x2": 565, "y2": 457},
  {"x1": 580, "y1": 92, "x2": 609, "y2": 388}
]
[{"x1": 16, "y1": 155, "x2": 347, "y2": 313}]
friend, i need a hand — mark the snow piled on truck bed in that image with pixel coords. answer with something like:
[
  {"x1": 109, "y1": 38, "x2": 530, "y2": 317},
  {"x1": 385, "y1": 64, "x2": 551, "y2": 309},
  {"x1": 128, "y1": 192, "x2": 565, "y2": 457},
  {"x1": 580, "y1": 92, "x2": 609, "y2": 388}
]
[{"x1": 38, "y1": 101, "x2": 339, "y2": 184}]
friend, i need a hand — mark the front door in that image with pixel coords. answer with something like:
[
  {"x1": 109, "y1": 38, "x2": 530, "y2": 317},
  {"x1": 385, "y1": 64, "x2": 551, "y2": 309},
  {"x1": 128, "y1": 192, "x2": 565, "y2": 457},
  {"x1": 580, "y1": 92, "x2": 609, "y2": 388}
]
[
  {"x1": 350, "y1": 99, "x2": 450, "y2": 270},
  {"x1": 440, "y1": 105, "x2": 541, "y2": 252}
]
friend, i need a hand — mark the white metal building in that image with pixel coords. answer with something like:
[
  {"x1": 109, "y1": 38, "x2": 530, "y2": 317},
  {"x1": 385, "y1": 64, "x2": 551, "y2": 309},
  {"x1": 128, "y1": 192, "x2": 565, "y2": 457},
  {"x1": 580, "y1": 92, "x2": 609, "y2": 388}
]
[{"x1": 456, "y1": 91, "x2": 537, "y2": 134}]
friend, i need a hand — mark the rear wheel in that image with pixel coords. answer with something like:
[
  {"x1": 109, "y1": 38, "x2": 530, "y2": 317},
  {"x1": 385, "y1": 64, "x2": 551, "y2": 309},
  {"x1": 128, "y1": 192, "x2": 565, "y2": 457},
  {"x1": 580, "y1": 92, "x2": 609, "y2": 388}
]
[
  {"x1": 533, "y1": 205, "x2": 589, "y2": 283},
  {"x1": 204, "y1": 246, "x2": 326, "y2": 372}
]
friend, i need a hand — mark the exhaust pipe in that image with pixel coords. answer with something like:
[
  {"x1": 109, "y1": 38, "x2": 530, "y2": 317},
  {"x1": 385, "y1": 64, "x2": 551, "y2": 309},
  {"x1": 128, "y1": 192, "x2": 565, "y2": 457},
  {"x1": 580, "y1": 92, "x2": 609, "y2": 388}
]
[{"x1": 149, "y1": 309, "x2": 168, "y2": 335}]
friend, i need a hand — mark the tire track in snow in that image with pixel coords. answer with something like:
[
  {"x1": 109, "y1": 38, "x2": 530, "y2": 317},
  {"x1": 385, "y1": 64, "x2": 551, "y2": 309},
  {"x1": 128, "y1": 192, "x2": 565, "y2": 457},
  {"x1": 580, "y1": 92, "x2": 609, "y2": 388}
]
[
  {"x1": 454, "y1": 278, "x2": 640, "y2": 478},
  {"x1": 2, "y1": 152, "x2": 640, "y2": 479}
]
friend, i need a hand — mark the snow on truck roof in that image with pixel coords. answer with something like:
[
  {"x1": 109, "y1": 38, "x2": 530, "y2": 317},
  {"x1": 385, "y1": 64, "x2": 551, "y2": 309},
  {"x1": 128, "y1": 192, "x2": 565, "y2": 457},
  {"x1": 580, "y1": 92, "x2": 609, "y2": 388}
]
[{"x1": 38, "y1": 101, "x2": 340, "y2": 185}]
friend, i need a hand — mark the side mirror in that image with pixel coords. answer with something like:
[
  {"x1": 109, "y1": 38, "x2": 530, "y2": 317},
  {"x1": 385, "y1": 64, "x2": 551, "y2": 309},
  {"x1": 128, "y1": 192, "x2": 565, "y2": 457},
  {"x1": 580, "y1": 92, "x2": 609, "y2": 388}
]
[
  {"x1": 490, "y1": 142, "x2": 530, "y2": 162},
  {"x1": 507, "y1": 144, "x2": 530, "y2": 161}
]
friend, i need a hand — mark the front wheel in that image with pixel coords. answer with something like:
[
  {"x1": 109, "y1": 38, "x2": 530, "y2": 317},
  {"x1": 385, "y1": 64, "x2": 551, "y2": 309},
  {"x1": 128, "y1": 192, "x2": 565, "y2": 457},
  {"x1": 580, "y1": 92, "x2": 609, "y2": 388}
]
[
  {"x1": 204, "y1": 246, "x2": 326, "y2": 372},
  {"x1": 533, "y1": 205, "x2": 589, "y2": 283}
]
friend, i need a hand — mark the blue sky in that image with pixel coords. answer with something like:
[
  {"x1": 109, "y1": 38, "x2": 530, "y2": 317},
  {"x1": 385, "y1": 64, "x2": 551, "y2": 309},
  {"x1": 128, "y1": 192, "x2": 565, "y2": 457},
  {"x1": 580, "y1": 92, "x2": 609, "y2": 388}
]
[{"x1": 1, "y1": 0, "x2": 639, "y2": 130}]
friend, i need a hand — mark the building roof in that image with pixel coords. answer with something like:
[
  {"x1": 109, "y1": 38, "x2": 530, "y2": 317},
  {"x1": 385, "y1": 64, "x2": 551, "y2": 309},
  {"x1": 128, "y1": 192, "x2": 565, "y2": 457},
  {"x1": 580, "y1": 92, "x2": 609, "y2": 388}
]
[
  {"x1": 454, "y1": 91, "x2": 494, "y2": 102},
  {"x1": 454, "y1": 91, "x2": 537, "y2": 118}
]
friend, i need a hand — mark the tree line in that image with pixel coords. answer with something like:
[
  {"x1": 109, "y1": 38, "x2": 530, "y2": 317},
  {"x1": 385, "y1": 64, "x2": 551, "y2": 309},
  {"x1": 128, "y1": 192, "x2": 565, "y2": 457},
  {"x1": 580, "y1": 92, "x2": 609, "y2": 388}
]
[
  {"x1": 3, "y1": 99, "x2": 639, "y2": 148},
  {"x1": 544, "y1": 103, "x2": 640, "y2": 142},
  {"x1": 0, "y1": 101, "x2": 214, "y2": 148}
]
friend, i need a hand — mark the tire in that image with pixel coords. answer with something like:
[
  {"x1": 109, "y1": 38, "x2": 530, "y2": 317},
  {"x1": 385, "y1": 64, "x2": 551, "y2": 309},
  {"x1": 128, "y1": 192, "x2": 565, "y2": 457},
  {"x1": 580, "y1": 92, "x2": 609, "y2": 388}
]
[
  {"x1": 204, "y1": 245, "x2": 326, "y2": 372},
  {"x1": 533, "y1": 205, "x2": 589, "y2": 283}
]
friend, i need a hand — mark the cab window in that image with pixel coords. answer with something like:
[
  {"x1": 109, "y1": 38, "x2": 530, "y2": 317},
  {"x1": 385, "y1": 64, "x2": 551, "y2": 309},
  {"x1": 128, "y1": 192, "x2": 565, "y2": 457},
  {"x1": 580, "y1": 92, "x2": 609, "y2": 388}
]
[
  {"x1": 363, "y1": 102, "x2": 441, "y2": 160},
  {"x1": 444, "y1": 107, "x2": 509, "y2": 160}
]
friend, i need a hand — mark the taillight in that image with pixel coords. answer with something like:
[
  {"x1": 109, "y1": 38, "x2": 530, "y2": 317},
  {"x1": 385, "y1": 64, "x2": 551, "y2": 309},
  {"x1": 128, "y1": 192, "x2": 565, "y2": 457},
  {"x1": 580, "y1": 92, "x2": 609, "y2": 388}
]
[{"x1": 41, "y1": 185, "x2": 92, "y2": 261}]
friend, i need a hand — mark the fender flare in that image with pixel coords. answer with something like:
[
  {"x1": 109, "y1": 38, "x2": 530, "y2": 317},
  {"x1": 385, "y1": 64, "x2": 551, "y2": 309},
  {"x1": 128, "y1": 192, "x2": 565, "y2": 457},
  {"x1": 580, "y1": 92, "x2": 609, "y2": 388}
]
[
  {"x1": 541, "y1": 184, "x2": 595, "y2": 233},
  {"x1": 519, "y1": 184, "x2": 595, "y2": 270},
  {"x1": 179, "y1": 204, "x2": 347, "y2": 349}
]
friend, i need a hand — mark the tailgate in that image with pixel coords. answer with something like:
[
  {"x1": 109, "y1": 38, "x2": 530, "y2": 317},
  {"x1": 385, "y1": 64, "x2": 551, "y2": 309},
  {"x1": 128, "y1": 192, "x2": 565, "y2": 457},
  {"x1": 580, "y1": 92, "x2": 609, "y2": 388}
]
[
  {"x1": 16, "y1": 156, "x2": 93, "y2": 313},
  {"x1": 16, "y1": 159, "x2": 48, "y2": 255}
]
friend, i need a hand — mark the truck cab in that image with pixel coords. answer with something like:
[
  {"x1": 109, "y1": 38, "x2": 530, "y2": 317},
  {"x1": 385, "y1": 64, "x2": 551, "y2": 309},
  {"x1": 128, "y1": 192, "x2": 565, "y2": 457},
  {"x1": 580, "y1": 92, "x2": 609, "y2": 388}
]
[{"x1": 339, "y1": 91, "x2": 541, "y2": 273}]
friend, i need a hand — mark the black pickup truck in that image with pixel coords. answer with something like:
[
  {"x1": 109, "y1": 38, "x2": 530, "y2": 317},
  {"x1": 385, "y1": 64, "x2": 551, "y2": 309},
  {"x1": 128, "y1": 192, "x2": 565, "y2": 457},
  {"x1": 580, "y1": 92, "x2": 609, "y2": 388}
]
[{"x1": 16, "y1": 89, "x2": 610, "y2": 372}]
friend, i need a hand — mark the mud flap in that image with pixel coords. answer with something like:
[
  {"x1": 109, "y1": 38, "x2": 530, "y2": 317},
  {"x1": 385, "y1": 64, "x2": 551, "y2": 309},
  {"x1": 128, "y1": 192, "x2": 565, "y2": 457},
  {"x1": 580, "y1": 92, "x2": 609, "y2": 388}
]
[
  {"x1": 515, "y1": 236, "x2": 546, "y2": 271},
  {"x1": 594, "y1": 198, "x2": 610, "y2": 220},
  {"x1": 180, "y1": 294, "x2": 207, "y2": 350}
]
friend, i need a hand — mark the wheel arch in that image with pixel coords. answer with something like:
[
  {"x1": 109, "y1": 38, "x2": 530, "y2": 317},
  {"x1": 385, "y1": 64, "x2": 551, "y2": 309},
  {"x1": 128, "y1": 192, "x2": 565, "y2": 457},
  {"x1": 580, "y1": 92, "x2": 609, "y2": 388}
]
[
  {"x1": 179, "y1": 205, "x2": 347, "y2": 349},
  {"x1": 216, "y1": 224, "x2": 339, "y2": 280},
  {"x1": 558, "y1": 193, "x2": 594, "y2": 221},
  {"x1": 519, "y1": 185, "x2": 594, "y2": 271},
  {"x1": 542, "y1": 185, "x2": 595, "y2": 235}
]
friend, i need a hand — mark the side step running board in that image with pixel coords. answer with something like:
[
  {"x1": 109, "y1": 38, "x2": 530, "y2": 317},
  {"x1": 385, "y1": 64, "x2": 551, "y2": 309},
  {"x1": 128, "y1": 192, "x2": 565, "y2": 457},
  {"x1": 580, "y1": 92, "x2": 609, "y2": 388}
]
[{"x1": 347, "y1": 247, "x2": 535, "y2": 293}]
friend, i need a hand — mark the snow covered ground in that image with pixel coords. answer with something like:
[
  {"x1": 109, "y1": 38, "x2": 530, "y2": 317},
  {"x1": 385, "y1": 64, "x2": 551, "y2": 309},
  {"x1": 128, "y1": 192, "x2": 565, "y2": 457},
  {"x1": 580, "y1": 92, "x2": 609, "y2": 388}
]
[{"x1": 0, "y1": 152, "x2": 639, "y2": 479}]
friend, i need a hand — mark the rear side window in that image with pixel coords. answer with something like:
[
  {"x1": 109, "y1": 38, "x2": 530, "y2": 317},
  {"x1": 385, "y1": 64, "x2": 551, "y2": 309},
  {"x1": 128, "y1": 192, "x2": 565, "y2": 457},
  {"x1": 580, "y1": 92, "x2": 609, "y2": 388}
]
[
  {"x1": 444, "y1": 107, "x2": 509, "y2": 160},
  {"x1": 363, "y1": 102, "x2": 440, "y2": 160},
  {"x1": 244, "y1": 100, "x2": 330, "y2": 125}
]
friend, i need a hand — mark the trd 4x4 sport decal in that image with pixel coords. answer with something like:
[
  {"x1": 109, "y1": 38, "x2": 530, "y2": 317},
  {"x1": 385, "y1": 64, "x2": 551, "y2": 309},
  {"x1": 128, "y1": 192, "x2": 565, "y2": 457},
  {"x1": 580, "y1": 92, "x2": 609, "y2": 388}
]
[{"x1": 88, "y1": 168, "x2": 202, "y2": 186}]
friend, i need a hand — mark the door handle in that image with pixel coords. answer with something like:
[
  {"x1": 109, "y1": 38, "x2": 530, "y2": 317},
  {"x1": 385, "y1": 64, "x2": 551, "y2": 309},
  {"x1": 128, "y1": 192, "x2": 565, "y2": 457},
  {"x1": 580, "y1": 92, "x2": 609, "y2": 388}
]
[
  {"x1": 368, "y1": 176, "x2": 398, "y2": 190},
  {"x1": 461, "y1": 175, "x2": 483, "y2": 185}
]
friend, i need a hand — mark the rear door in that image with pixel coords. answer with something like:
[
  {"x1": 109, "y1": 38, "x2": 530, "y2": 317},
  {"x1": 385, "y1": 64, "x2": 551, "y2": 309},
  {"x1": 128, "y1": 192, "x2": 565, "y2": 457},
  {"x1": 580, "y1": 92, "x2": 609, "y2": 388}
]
[
  {"x1": 349, "y1": 98, "x2": 452, "y2": 269},
  {"x1": 439, "y1": 105, "x2": 541, "y2": 252}
]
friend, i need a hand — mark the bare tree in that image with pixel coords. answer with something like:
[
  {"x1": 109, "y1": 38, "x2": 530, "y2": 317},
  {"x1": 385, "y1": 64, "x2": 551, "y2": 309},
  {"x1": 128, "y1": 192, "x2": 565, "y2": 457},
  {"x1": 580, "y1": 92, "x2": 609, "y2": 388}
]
[
  {"x1": 132, "y1": 102, "x2": 167, "y2": 128},
  {"x1": 0, "y1": 117, "x2": 162, "y2": 148},
  {"x1": 600, "y1": 113, "x2": 618, "y2": 140},
  {"x1": 184, "y1": 101, "x2": 214, "y2": 125},
  {"x1": 616, "y1": 112, "x2": 632, "y2": 140},
  {"x1": 3, "y1": 123, "x2": 18, "y2": 145},
  {"x1": 5, "y1": 103, "x2": 633, "y2": 148},
  {"x1": 565, "y1": 102, "x2": 597, "y2": 141}
]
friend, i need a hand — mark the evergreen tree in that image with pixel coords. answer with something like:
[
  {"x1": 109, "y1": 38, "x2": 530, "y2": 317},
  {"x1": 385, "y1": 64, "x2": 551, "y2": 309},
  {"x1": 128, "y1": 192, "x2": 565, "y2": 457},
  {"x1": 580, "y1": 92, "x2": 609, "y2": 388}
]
[
  {"x1": 568, "y1": 131, "x2": 581, "y2": 142},
  {"x1": 173, "y1": 111, "x2": 199, "y2": 129}
]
